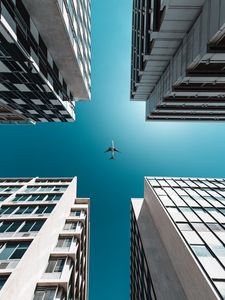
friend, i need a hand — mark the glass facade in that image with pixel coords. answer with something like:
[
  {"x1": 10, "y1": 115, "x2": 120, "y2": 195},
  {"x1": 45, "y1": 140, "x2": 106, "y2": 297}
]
[
  {"x1": 148, "y1": 177, "x2": 225, "y2": 299},
  {"x1": 0, "y1": 0, "x2": 91, "y2": 123}
]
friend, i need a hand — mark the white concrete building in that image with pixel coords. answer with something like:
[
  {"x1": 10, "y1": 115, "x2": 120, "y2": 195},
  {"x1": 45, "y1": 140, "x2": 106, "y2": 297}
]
[
  {"x1": 131, "y1": 177, "x2": 225, "y2": 300},
  {"x1": 0, "y1": 0, "x2": 91, "y2": 123},
  {"x1": 0, "y1": 177, "x2": 89, "y2": 300},
  {"x1": 130, "y1": 0, "x2": 225, "y2": 121}
]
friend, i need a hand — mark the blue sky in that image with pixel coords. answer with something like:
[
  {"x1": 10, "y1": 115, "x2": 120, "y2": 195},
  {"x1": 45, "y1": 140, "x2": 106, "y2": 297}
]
[{"x1": 1, "y1": 0, "x2": 225, "y2": 299}]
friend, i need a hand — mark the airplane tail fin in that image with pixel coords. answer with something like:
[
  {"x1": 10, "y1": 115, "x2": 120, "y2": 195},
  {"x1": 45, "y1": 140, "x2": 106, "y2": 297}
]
[{"x1": 109, "y1": 156, "x2": 115, "y2": 160}]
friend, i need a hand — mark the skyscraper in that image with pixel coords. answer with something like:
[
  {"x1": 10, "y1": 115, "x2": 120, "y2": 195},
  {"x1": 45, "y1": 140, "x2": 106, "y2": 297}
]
[
  {"x1": 0, "y1": 0, "x2": 91, "y2": 124},
  {"x1": 130, "y1": 0, "x2": 225, "y2": 121},
  {"x1": 0, "y1": 177, "x2": 89, "y2": 300},
  {"x1": 131, "y1": 177, "x2": 225, "y2": 299}
]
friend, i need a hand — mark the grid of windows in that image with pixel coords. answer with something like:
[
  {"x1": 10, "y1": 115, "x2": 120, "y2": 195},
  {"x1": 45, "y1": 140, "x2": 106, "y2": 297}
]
[
  {"x1": 25, "y1": 185, "x2": 68, "y2": 192},
  {"x1": 0, "y1": 205, "x2": 54, "y2": 215},
  {"x1": 12, "y1": 194, "x2": 62, "y2": 202},
  {"x1": 130, "y1": 208, "x2": 156, "y2": 300},
  {"x1": 0, "y1": 186, "x2": 21, "y2": 192},
  {"x1": 148, "y1": 177, "x2": 225, "y2": 299},
  {"x1": 0, "y1": 0, "x2": 75, "y2": 123},
  {"x1": 35, "y1": 178, "x2": 72, "y2": 183},
  {"x1": 0, "y1": 219, "x2": 44, "y2": 232}
]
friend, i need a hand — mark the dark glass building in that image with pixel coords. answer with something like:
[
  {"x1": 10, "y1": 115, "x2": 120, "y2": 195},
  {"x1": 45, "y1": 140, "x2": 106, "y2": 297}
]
[{"x1": 0, "y1": 0, "x2": 91, "y2": 123}]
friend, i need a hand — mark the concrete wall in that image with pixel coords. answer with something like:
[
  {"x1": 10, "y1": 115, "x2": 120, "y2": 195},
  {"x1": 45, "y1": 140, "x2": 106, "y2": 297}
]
[{"x1": 132, "y1": 198, "x2": 188, "y2": 300}]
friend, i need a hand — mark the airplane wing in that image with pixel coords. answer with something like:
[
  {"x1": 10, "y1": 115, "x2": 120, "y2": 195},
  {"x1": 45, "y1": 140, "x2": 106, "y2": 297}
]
[
  {"x1": 114, "y1": 148, "x2": 121, "y2": 153},
  {"x1": 104, "y1": 147, "x2": 112, "y2": 153}
]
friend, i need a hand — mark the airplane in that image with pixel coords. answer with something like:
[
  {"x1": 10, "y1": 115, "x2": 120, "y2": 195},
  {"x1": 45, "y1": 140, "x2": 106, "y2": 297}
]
[{"x1": 104, "y1": 140, "x2": 121, "y2": 160}]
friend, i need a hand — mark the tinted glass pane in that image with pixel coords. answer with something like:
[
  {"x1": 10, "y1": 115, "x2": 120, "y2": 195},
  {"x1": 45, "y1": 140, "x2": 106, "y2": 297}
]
[
  {"x1": 19, "y1": 221, "x2": 34, "y2": 232},
  {"x1": 5, "y1": 207, "x2": 16, "y2": 214},
  {"x1": 55, "y1": 259, "x2": 65, "y2": 272},
  {"x1": 31, "y1": 221, "x2": 44, "y2": 231},
  {"x1": 15, "y1": 207, "x2": 27, "y2": 214},
  {"x1": 35, "y1": 206, "x2": 46, "y2": 214},
  {"x1": 0, "y1": 276, "x2": 8, "y2": 289},
  {"x1": 46, "y1": 259, "x2": 57, "y2": 272},
  {"x1": 25, "y1": 206, "x2": 35, "y2": 214},
  {"x1": 11, "y1": 248, "x2": 26, "y2": 259},
  {"x1": 0, "y1": 222, "x2": 10, "y2": 233},
  {"x1": 45, "y1": 206, "x2": 54, "y2": 213},
  {"x1": 7, "y1": 221, "x2": 22, "y2": 232},
  {"x1": 192, "y1": 245, "x2": 212, "y2": 257},
  {"x1": 0, "y1": 243, "x2": 16, "y2": 260},
  {"x1": 0, "y1": 196, "x2": 7, "y2": 201}
]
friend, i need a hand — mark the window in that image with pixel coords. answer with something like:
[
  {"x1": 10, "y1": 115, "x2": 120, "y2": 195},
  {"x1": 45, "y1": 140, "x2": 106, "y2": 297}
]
[
  {"x1": 214, "y1": 281, "x2": 225, "y2": 298},
  {"x1": 193, "y1": 208, "x2": 216, "y2": 223},
  {"x1": 208, "y1": 223, "x2": 224, "y2": 232},
  {"x1": 35, "y1": 205, "x2": 54, "y2": 214},
  {"x1": 56, "y1": 237, "x2": 72, "y2": 248},
  {"x1": 0, "y1": 186, "x2": 20, "y2": 193},
  {"x1": 46, "y1": 194, "x2": 61, "y2": 201},
  {"x1": 33, "y1": 287, "x2": 57, "y2": 300},
  {"x1": 192, "y1": 245, "x2": 212, "y2": 257},
  {"x1": 0, "y1": 242, "x2": 31, "y2": 260},
  {"x1": 159, "y1": 195, "x2": 174, "y2": 206},
  {"x1": 14, "y1": 206, "x2": 35, "y2": 214},
  {"x1": 179, "y1": 208, "x2": 200, "y2": 222},
  {"x1": 192, "y1": 223, "x2": 209, "y2": 232},
  {"x1": 154, "y1": 188, "x2": 166, "y2": 196},
  {"x1": 206, "y1": 208, "x2": 225, "y2": 223},
  {"x1": 182, "y1": 231, "x2": 204, "y2": 245},
  {"x1": 28, "y1": 195, "x2": 46, "y2": 202},
  {"x1": 0, "y1": 221, "x2": 22, "y2": 233},
  {"x1": 0, "y1": 275, "x2": 9, "y2": 290},
  {"x1": 19, "y1": 220, "x2": 45, "y2": 232},
  {"x1": 70, "y1": 210, "x2": 84, "y2": 217},
  {"x1": 63, "y1": 222, "x2": 78, "y2": 230},
  {"x1": 0, "y1": 206, "x2": 16, "y2": 215},
  {"x1": 26, "y1": 186, "x2": 39, "y2": 192},
  {"x1": 13, "y1": 195, "x2": 29, "y2": 202},
  {"x1": 53, "y1": 185, "x2": 68, "y2": 192},
  {"x1": 39, "y1": 186, "x2": 53, "y2": 192},
  {"x1": 167, "y1": 208, "x2": 186, "y2": 222},
  {"x1": 181, "y1": 196, "x2": 199, "y2": 207},
  {"x1": 4, "y1": 186, "x2": 20, "y2": 192},
  {"x1": 0, "y1": 195, "x2": 8, "y2": 202},
  {"x1": 45, "y1": 258, "x2": 65, "y2": 273},
  {"x1": 177, "y1": 223, "x2": 192, "y2": 231}
]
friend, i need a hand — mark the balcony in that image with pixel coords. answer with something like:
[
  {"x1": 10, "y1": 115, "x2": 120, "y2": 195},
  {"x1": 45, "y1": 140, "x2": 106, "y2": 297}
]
[{"x1": 40, "y1": 257, "x2": 73, "y2": 286}]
